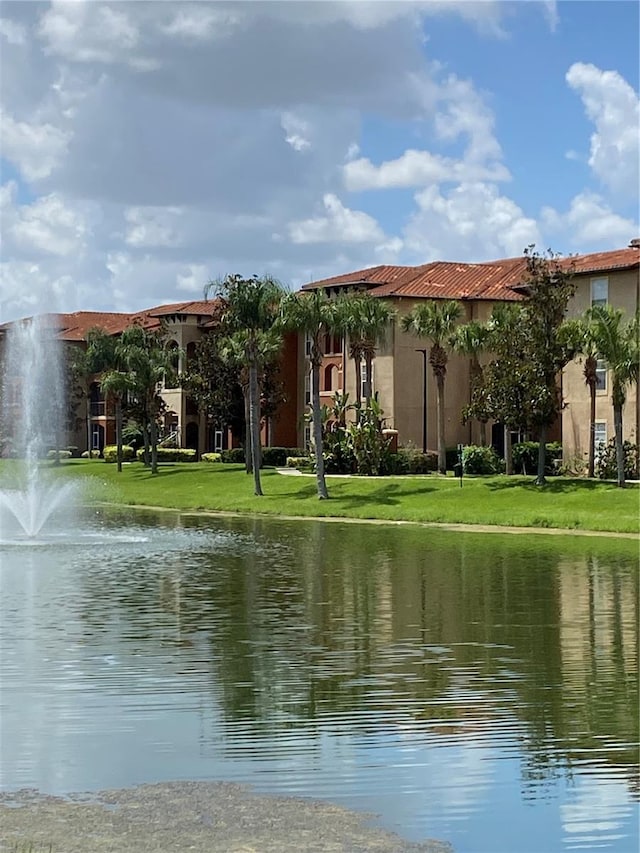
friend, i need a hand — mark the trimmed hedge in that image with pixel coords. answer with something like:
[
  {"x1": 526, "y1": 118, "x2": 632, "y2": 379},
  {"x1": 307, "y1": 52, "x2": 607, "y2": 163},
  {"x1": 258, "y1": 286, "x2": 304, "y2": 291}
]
[
  {"x1": 221, "y1": 448, "x2": 246, "y2": 464},
  {"x1": 286, "y1": 456, "x2": 312, "y2": 469},
  {"x1": 81, "y1": 450, "x2": 101, "y2": 459},
  {"x1": 135, "y1": 447, "x2": 197, "y2": 463},
  {"x1": 103, "y1": 444, "x2": 135, "y2": 463},
  {"x1": 388, "y1": 448, "x2": 438, "y2": 474},
  {"x1": 262, "y1": 446, "x2": 306, "y2": 467},
  {"x1": 47, "y1": 449, "x2": 72, "y2": 461},
  {"x1": 202, "y1": 452, "x2": 222, "y2": 463},
  {"x1": 595, "y1": 439, "x2": 638, "y2": 480}
]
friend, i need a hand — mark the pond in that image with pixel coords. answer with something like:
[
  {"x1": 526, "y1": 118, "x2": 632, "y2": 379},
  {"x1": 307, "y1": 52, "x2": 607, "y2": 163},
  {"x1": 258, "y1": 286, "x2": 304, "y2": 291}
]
[{"x1": 1, "y1": 509, "x2": 638, "y2": 852}]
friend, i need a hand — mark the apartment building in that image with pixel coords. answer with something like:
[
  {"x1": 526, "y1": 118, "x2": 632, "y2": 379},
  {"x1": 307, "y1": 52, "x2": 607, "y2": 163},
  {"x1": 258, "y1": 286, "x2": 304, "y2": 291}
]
[{"x1": 297, "y1": 244, "x2": 639, "y2": 461}]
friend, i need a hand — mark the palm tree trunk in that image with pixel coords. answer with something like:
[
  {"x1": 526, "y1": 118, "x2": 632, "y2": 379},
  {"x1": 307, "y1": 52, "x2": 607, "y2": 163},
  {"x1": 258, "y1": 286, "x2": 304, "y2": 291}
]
[
  {"x1": 535, "y1": 424, "x2": 547, "y2": 486},
  {"x1": 248, "y1": 360, "x2": 263, "y2": 496},
  {"x1": 613, "y1": 399, "x2": 625, "y2": 488},
  {"x1": 243, "y1": 388, "x2": 252, "y2": 474},
  {"x1": 504, "y1": 424, "x2": 513, "y2": 475},
  {"x1": 364, "y1": 353, "x2": 373, "y2": 406},
  {"x1": 149, "y1": 415, "x2": 158, "y2": 475},
  {"x1": 142, "y1": 423, "x2": 150, "y2": 467},
  {"x1": 587, "y1": 381, "x2": 596, "y2": 478},
  {"x1": 115, "y1": 398, "x2": 123, "y2": 473},
  {"x1": 436, "y1": 373, "x2": 446, "y2": 475},
  {"x1": 311, "y1": 360, "x2": 329, "y2": 499}
]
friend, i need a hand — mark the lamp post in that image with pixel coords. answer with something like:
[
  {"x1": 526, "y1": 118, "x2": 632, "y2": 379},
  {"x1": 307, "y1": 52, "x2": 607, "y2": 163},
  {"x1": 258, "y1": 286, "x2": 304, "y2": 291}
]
[{"x1": 415, "y1": 348, "x2": 427, "y2": 454}]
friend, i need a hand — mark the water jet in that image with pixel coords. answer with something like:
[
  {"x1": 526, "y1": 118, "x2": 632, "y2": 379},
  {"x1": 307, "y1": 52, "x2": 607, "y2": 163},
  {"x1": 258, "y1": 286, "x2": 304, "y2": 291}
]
[{"x1": 0, "y1": 314, "x2": 78, "y2": 540}]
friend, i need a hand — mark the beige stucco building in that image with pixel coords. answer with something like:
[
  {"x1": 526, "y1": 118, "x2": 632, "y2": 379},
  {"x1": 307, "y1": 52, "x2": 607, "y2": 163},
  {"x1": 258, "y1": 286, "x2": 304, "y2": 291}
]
[
  {"x1": 562, "y1": 248, "x2": 640, "y2": 466},
  {"x1": 298, "y1": 245, "x2": 639, "y2": 463}
]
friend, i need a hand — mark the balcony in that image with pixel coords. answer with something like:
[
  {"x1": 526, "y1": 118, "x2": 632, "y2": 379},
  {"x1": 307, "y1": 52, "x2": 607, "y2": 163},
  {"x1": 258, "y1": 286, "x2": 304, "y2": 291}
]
[{"x1": 90, "y1": 401, "x2": 106, "y2": 417}]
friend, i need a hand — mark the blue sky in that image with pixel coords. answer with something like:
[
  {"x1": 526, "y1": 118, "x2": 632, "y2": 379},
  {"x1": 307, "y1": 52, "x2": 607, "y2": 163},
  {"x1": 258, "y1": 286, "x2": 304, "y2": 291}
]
[{"x1": 1, "y1": 1, "x2": 638, "y2": 321}]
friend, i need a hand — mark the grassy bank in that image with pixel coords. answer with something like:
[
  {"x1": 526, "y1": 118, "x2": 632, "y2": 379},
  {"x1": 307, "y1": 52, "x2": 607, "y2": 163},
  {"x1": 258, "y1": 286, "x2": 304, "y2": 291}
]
[{"x1": 26, "y1": 460, "x2": 639, "y2": 534}]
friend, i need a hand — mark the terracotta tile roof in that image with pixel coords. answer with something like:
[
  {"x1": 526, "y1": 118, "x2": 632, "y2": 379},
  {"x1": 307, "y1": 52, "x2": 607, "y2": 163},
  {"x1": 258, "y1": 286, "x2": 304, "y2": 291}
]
[
  {"x1": 143, "y1": 299, "x2": 218, "y2": 317},
  {"x1": 56, "y1": 312, "x2": 137, "y2": 341},
  {"x1": 300, "y1": 265, "x2": 414, "y2": 291},
  {"x1": 560, "y1": 247, "x2": 640, "y2": 275},
  {"x1": 370, "y1": 258, "x2": 528, "y2": 301}
]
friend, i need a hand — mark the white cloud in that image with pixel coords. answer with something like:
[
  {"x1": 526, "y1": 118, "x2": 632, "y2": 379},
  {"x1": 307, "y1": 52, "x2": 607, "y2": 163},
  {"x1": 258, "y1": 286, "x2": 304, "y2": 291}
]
[
  {"x1": 344, "y1": 72, "x2": 509, "y2": 191},
  {"x1": 280, "y1": 112, "x2": 312, "y2": 152},
  {"x1": 158, "y1": 6, "x2": 242, "y2": 42},
  {"x1": 38, "y1": 1, "x2": 142, "y2": 66},
  {"x1": 344, "y1": 148, "x2": 509, "y2": 191},
  {"x1": 288, "y1": 194, "x2": 385, "y2": 245},
  {"x1": 2, "y1": 189, "x2": 88, "y2": 258},
  {"x1": 566, "y1": 62, "x2": 639, "y2": 197},
  {"x1": 0, "y1": 110, "x2": 72, "y2": 182},
  {"x1": 404, "y1": 183, "x2": 541, "y2": 261},
  {"x1": 541, "y1": 192, "x2": 638, "y2": 249},
  {"x1": 176, "y1": 264, "x2": 209, "y2": 294},
  {"x1": 124, "y1": 206, "x2": 183, "y2": 249},
  {"x1": 0, "y1": 17, "x2": 26, "y2": 45}
]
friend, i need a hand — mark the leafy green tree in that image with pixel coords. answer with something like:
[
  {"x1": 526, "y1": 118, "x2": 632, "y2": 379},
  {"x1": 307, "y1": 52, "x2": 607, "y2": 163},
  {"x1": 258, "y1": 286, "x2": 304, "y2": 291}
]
[
  {"x1": 282, "y1": 290, "x2": 340, "y2": 499},
  {"x1": 401, "y1": 300, "x2": 462, "y2": 474},
  {"x1": 83, "y1": 329, "x2": 129, "y2": 472},
  {"x1": 206, "y1": 274, "x2": 285, "y2": 496},
  {"x1": 517, "y1": 248, "x2": 577, "y2": 485},
  {"x1": 335, "y1": 293, "x2": 395, "y2": 407},
  {"x1": 587, "y1": 305, "x2": 639, "y2": 487}
]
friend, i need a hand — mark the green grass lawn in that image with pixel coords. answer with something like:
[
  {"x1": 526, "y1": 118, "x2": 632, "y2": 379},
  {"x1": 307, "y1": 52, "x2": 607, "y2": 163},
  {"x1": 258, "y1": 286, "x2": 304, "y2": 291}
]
[{"x1": 29, "y1": 460, "x2": 640, "y2": 534}]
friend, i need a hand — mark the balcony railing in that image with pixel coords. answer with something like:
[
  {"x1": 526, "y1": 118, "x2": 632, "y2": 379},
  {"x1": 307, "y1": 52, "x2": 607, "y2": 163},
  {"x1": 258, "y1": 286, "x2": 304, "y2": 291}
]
[{"x1": 90, "y1": 401, "x2": 106, "y2": 417}]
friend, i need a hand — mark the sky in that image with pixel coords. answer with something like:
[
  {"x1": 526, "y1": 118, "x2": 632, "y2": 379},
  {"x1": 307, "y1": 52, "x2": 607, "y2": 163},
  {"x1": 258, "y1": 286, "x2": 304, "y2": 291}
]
[{"x1": 0, "y1": 0, "x2": 638, "y2": 322}]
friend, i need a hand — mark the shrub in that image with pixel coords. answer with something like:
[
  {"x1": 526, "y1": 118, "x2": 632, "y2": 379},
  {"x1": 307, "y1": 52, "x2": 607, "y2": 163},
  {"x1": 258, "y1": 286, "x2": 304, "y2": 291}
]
[
  {"x1": 221, "y1": 447, "x2": 246, "y2": 464},
  {"x1": 65, "y1": 446, "x2": 80, "y2": 458},
  {"x1": 462, "y1": 445, "x2": 504, "y2": 475},
  {"x1": 595, "y1": 439, "x2": 638, "y2": 481},
  {"x1": 391, "y1": 446, "x2": 438, "y2": 474},
  {"x1": 202, "y1": 452, "x2": 222, "y2": 463},
  {"x1": 512, "y1": 441, "x2": 562, "y2": 476},
  {"x1": 135, "y1": 447, "x2": 197, "y2": 463},
  {"x1": 286, "y1": 456, "x2": 312, "y2": 469},
  {"x1": 261, "y1": 446, "x2": 306, "y2": 467},
  {"x1": 47, "y1": 449, "x2": 72, "y2": 461},
  {"x1": 103, "y1": 444, "x2": 135, "y2": 463},
  {"x1": 81, "y1": 450, "x2": 101, "y2": 459}
]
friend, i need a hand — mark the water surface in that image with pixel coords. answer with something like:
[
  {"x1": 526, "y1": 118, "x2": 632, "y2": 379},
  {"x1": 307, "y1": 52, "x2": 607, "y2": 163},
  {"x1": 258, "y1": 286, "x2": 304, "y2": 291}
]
[{"x1": 1, "y1": 510, "x2": 637, "y2": 852}]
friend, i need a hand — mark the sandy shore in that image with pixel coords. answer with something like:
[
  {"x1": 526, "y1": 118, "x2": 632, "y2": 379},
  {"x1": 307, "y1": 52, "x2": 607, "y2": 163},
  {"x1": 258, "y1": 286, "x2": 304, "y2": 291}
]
[{"x1": 0, "y1": 781, "x2": 452, "y2": 853}]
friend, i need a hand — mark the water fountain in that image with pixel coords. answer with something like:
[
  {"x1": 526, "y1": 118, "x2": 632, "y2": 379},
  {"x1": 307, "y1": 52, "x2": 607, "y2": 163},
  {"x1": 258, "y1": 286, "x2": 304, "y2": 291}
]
[{"x1": 0, "y1": 314, "x2": 78, "y2": 540}]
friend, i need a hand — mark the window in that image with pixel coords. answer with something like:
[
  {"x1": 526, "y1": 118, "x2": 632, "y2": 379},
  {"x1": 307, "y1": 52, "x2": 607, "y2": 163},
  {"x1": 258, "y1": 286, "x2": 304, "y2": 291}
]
[
  {"x1": 595, "y1": 359, "x2": 607, "y2": 391},
  {"x1": 360, "y1": 362, "x2": 373, "y2": 400},
  {"x1": 305, "y1": 334, "x2": 312, "y2": 356},
  {"x1": 591, "y1": 277, "x2": 608, "y2": 308},
  {"x1": 594, "y1": 422, "x2": 607, "y2": 457},
  {"x1": 306, "y1": 371, "x2": 312, "y2": 404},
  {"x1": 324, "y1": 364, "x2": 336, "y2": 392},
  {"x1": 214, "y1": 430, "x2": 223, "y2": 452}
]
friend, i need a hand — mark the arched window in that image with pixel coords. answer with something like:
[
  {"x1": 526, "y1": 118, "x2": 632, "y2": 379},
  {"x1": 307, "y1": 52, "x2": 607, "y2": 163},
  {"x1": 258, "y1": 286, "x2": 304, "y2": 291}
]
[
  {"x1": 324, "y1": 364, "x2": 336, "y2": 392},
  {"x1": 186, "y1": 341, "x2": 197, "y2": 368}
]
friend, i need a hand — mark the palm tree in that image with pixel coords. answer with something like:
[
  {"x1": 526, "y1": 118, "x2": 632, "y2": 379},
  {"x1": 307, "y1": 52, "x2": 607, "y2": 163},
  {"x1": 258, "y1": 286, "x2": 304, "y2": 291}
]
[
  {"x1": 560, "y1": 317, "x2": 600, "y2": 478},
  {"x1": 282, "y1": 290, "x2": 339, "y2": 499},
  {"x1": 401, "y1": 300, "x2": 461, "y2": 474},
  {"x1": 117, "y1": 324, "x2": 178, "y2": 474},
  {"x1": 587, "y1": 305, "x2": 639, "y2": 487},
  {"x1": 451, "y1": 320, "x2": 490, "y2": 445},
  {"x1": 206, "y1": 274, "x2": 285, "y2": 496},
  {"x1": 99, "y1": 368, "x2": 131, "y2": 473},
  {"x1": 335, "y1": 293, "x2": 395, "y2": 408}
]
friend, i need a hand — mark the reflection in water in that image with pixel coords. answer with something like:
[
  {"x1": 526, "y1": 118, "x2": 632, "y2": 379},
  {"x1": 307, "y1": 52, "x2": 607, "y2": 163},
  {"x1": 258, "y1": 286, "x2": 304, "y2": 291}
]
[{"x1": 0, "y1": 509, "x2": 637, "y2": 853}]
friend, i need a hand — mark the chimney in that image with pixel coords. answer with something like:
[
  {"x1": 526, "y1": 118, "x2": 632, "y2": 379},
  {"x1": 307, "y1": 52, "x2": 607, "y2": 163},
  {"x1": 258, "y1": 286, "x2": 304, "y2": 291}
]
[{"x1": 629, "y1": 238, "x2": 640, "y2": 249}]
